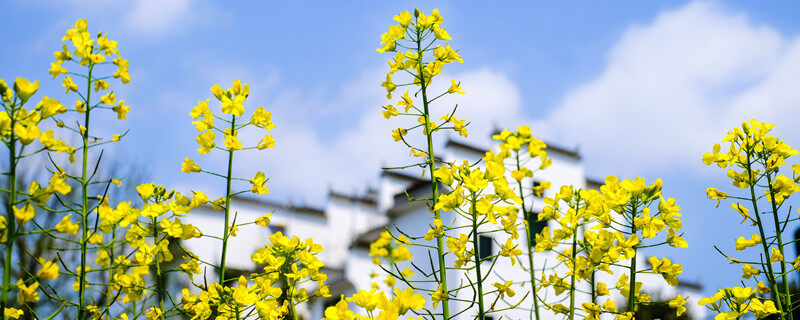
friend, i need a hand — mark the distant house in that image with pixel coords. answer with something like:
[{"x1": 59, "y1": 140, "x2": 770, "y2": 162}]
[{"x1": 183, "y1": 135, "x2": 706, "y2": 320}]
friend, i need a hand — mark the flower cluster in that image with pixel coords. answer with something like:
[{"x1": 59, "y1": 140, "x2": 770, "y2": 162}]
[
  {"x1": 700, "y1": 119, "x2": 796, "y2": 319},
  {"x1": 534, "y1": 176, "x2": 687, "y2": 320}
]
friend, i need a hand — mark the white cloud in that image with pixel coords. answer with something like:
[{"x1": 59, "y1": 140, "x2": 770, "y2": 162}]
[
  {"x1": 535, "y1": 1, "x2": 800, "y2": 176},
  {"x1": 121, "y1": 0, "x2": 208, "y2": 37},
  {"x1": 234, "y1": 67, "x2": 525, "y2": 205}
]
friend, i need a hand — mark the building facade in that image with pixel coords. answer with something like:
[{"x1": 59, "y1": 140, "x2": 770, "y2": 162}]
[{"x1": 184, "y1": 136, "x2": 706, "y2": 320}]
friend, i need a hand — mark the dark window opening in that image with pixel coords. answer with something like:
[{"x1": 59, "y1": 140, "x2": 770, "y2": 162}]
[
  {"x1": 528, "y1": 210, "x2": 548, "y2": 246},
  {"x1": 323, "y1": 297, "x2": 340, "y2": 311},
  {"x1": 532, "y1": 180, "x2": 543, "y2": 198},
  {"x1": 478, "y1": 235, "x2": 493, "y2": 261},
  {"x1": 270, "y1": 224, "x2": 286, "y2": 235}
]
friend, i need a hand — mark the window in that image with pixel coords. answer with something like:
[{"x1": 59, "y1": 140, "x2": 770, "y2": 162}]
[
  {"x1": 485, "y1": 316, "x2": 495, "y2": 320},
  {"x1": 527, "y1": 210, "x2": 548, "y2": 246},
  {"x1": 478, "y1": 235, "x2": 493, "y2": 261},
  {"x1": 269, "y1": 224, "x2": 286, "y2": 235},
  {"x1": 323, "y1": 297, "x2": 339, "y2": 311},
  {"x1": 532, "y1": 180, "x2": 546, "y2": 198}
]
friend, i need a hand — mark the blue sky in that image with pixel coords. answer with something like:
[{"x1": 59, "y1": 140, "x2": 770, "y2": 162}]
[{"x1": 4, "y1": 0, "x2": 800, "y2": 302}]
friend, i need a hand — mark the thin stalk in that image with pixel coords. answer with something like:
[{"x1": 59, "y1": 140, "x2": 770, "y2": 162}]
[
  {"x1": 627, "y1": 202, "x2": 638, "y2": 315},
  {"x1": 78, "y1": 62, "x2": 96, "y2": 320},
  {"x1": 590, "y1": 271, "x2": 596, "y2": 304},
  {"x1": 1, "y1": 101, "x2": 18, "y2": 313},
  {"x1": 105, "y1": 227, "x2": 116, "y2": 312},
  {"x1": 152, "y1": 217, "x2": 166, "y2": 319},
  {"x1": 766, "y1": 173, "x2": 791, "y2": 318},
  {"x1": 415, "y1": 26, "x2": 450, "y2": 320},
  {"x1": 218, "y1": 115, "x2": 236, "y2": 284},
  {"x1": 515, "y1": 153, "x2": 540, "y2": 320},
  {"x1": 568, "y1": 219, "x2": 578, "y2": 320},
  {"x1": 745, "y1": 155, "x2": 784, "y2": 318},
  {"x1": 469, "y1": 194, "x2": 485, "y2": 320}
]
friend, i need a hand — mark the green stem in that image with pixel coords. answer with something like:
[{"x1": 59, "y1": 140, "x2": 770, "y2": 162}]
[
  {"x1": 745, "y1": 155, "x2": 784, "y2": 319},
  {"x1": 470, "y1": 193, "x2": 485, "y2": 320},
  {"x1": 78, "y1": 62, "x2": 95, "y2": 320},
  {"x1": 515, "y1": 153, "x2": 540, "y2": 320},
  {"x1": 1, "y1": 101, "x2": 18, "y2": 313},
  {"x1": 218, "y1": 115, "x2": 236, "y2": 284},
  {"x1": 152, "y1": 217, "x2": 166, "y2": 319},
  {"x1": 415, "y1": 26, "x2": 450, "y2": 320},
  {"x1": 627, "y1": 202, "x2": 638, "y2": 315},
  {"x1": 590, "y1": 271, "x2": 596, "y2": 304},
  {"x1": 766, "y1": 173, "x2": 791, "y2": 319},
  {"x1": 568, "y1": 217, "x2": 578, "y2": 320}
]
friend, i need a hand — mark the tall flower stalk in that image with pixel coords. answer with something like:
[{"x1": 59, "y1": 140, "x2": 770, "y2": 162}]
[
  {"x1": 377, "y1": 8, "x2": 465, "y2": 320},
  {"x1": 491, "y1": 126, "x2": 552, "y2": 320},
  {"x1": 700, "y1": 119, "x2": 797, "y2": 320}
]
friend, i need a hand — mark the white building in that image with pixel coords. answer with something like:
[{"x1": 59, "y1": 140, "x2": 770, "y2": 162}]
[{"x1": 184, "y1": 136, "x2": 706, "y2": 320}]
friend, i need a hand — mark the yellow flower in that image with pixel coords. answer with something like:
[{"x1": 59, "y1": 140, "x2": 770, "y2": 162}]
[
  {"x1": 322, "y1": 298, "x2": 355, "y2": 320},
  {"x1": 100, "y1": 92, "x2": 116, "y2": 105},
  {"x1": 393, "y1": 10, "x2": 412, "y2": 27},
  {"x1": 462, "y1": 169, "x2": 488, "y2": 192},
  {"x1": 62, "y1": 76, "x2": 78, "y2": 93},
  {"x1": 48, "y1": 62, "x2": 67, "y2": 78},
  {"x1": 255, "y1": 212, "x2": 272, "y2": 227},
  {"x1": 4, "y1": 308, "x2": 23, "y2": 319},
  {"x1": 221, "y1": 94, "x2": 245, "y2": 116},
  {"x1": 430, "y1": 284, "x2": 448, "y2": 308},
  {"x1": 14, "y1": 123, "x2": 41, "y2": 145},
  {"x1": 37, "y1": 96, "x2": 66, "y2": 118},
  {"x1": 47, "y1": 173, "x2": 71, "y2": 195},
  {"x1": 136, "y1": 183, "x2": 155, "y2": 201},
  {"x1": 250, "y1": 172, "x2": 269, "y2": 195},
  {"x1": 94, "y1": 79, "x2": 109, "y2": 92},
  {"x1": 381, "y1": 105, "x2": 399, "y2": 119},
  {"x1": 17, "y1": 280, "x2": 40, "y2": 304},
  {"x1": 397, "y1": 91, "x2": 414, "y2": 112},
  {"x1": 734, "y1": 234, "x2": 761, "y2": 251},
  {"x1": 54, "y1": 214, "x2": 79, "y2": 235},
  {"x1": 181, "y1": 157, "x2": 201, "y2": 173},
  {"x1": 112, "y1": 100, "x2": 130, "y2": 119},
  {"x1": 392, "y1": 287, "x2": 425, "y2": 315},
  {"x1": 250, "y1": 106, "x2": 276, "y2": 130},
  {"x1": 232, "y1": 276, "x2": 257, "y2": 305},
  {"x1": 257, "y1": 134, "x2": 276, "y2": 149},
  {"x1": 391, "y1": 127, "x2": 407, "y2": 142},
  {"x1": 447, "y1": 79, "x2": 464, "y2": 94},
  {"x1": 13, "y1": 203, "x2": 35, "y2": 226},
  {"x1": 770, "y1": 247, "x2": 784, "y2": 263},
  {"x1": 741, "y1": 264, "x2": 761, "y2": 279},
  {"x1": 348, "y1": 289, "x2": 386, "y2": 312},
  {"x1": 13, "y1": 78, "x2": 39, "y2": 103},
  {"x1": 499, "y1": 238, "x2": 521, "y2": 265},
  {"x1": 145, "y1": 307, "x2": 162, "y2": 320},
  {"x1": 37, "y1": 258, "x2": 60, "y2": 280},
  {"x1": 493, "y1": 280, "x2": 516, "y2": 299},
  {"x1": 53, "y1": 44, "x2": 72, "y2": 62},
  {"x1": 224, "y1": 129, "x2": 242, "y2": 150},
  {"x1": 669, "y1": 295, "x2": 687, "y2": 316},
  {"x1": 196, "y1": 130, "x2": 215, "y2": 154}
]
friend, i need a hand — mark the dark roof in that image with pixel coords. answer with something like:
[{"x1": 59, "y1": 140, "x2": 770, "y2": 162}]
[
  {"x1": 676, "y1": 280, "x2": 703, "y2": 291},
  {"x1": 350, "y1": 225, "x2": 389, "y2": 250},
  {"x1": 392, "y1": 180, "x2": 433, "y2": 204},
  {"x1": 329, "y1": 190, "x2": 377, "y2": 206},
  {"x1": 232, "y1": 195, "x2": 326, "y2": 218},
  {"x1": 585, "y1": 177, "x2": 604, "y2": 190},
  {"x1": 478, "y1": 132, "x2": 582, "y2": 160},
  {"x1": 445, "y1": 139, "x2": 487, "y2": 155},
  {"x1": 381, "y1": 169, "x2": 427, "y2": 182}
]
